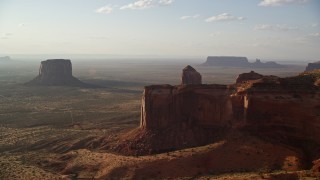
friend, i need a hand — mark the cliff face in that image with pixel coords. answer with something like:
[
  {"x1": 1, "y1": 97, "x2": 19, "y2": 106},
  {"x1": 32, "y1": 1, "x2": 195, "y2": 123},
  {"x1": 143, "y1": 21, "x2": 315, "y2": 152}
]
[
  {"x1": 306, "y1": 61, "x2": 320, "y2": 71},
  {"x1": 141, "y1": 84, "x2": 233, "y2": 130},
  {"x1": 242, "y1": 91, "x2": 320, "y2": 143},
  {"x1": 123, "y1": 84, "x2": 233, "y2": 153},
  {"x1": 26, "y1": 59, "x2": 89, "y2": 87},
  {"x1": 141, "y1": 83, "x2": 320, "y2": 143},
  {"x1": 236, "y1": 72, "x2": 320, "y2": 142},
  {"x1": 119, "y1": 70, "x2": 320, "y2": 155},
  {"x1": 203, "y1": 56, "x2": 284, "y2": 68}
]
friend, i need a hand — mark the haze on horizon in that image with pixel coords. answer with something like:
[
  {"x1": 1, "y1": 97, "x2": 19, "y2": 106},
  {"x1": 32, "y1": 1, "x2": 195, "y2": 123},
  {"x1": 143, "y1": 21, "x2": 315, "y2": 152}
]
[{"x1": 0, "y1": 0, "x2": 319, "y2": 61}]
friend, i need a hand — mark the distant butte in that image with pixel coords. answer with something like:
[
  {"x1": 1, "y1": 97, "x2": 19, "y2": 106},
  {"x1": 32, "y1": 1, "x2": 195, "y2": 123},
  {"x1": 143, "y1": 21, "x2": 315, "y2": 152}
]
[
  {"x1": 181, "y1": 65, "x2": 202, "y2": 85},
  {"x1": 203, "y1": 56, "x2": 284, "y2": 68},
  {"x1": 26, "y1": 59, "x2": 91, "y2": 87},
  {"x1": 0, "y1": 56, "x2": 12, "y2": 61},
  {"x1": 305, "y1": 61, "x2": 320, "y2": 71}
]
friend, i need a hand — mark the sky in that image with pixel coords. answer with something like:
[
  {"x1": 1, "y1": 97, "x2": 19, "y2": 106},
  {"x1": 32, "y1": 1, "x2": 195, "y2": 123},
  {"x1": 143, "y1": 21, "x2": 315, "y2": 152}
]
[{"x1": 0, "y1": 0, "x2": 319, "y2": 60}]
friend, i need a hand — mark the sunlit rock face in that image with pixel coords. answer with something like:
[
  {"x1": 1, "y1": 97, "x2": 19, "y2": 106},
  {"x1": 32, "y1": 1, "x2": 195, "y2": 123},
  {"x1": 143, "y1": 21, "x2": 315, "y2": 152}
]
[
  {"x1": 306, "y1": 61, "x2": 320, "y2": 71},
  {"x1": 26, "y1": 59, "x2": 88, "y2": 87},
  {"x1": 181, "y1": 65, "x2": 202, "y2": 85},
  {"x1": 141, "y1": 84, "x2": 233, "y2": 130}
]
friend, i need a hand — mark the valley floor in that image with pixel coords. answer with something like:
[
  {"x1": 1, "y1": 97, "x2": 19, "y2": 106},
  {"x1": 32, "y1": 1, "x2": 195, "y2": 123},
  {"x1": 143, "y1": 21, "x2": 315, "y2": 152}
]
[{"x1": 0, "y1": 61, "x2": 318, "y2": 179}]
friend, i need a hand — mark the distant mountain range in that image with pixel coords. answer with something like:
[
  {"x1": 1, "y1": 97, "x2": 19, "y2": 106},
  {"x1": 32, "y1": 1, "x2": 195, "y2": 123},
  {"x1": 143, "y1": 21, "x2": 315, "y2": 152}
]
[{"x1": 0, "y1": 56, "x2": 12, "y2": 62}]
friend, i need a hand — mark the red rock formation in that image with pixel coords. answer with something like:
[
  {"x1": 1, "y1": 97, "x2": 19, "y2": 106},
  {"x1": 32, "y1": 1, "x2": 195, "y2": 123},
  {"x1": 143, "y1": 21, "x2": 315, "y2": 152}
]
[
  {"x1": 312, "y1": 159, "x2": 320, "y2": 176},
  {"x1": 123, "y1": 84, "x2": 233, "y2": 154},
  {"x1": 181, "y1": 65, "x2": 202, "y2": 85},
  {"x1": 235, "y1": 72, "x2": 320, "y2": 144},
  {"x1": 141, "y1": 84, "x2": 232, "y2": 130},
  {"x1": 240, "y1": 91, "x2": 320, "y2": 143},
  {"x1": 118, "y1": 68, "x2": 320, "y2": 156},
  {"x1": 235, "y1": 71, "x2": 263, "y2": 84}
]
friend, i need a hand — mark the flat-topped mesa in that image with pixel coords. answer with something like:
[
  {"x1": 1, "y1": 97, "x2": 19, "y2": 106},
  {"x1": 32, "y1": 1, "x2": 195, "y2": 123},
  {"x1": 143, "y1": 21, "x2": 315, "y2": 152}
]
[
  {"x1": 26, "y1": 59, "x2": 89, "y2": 87},
  {"x1": 236, "y1": 71, "x2": 264, "y2": 84},
  {"x1": 181, "y1": 65, "x2": 202, "y2": 85},
  {"x1": 203, "y1": 56, "x2": 284, "y2": 68},
  {"x1": 204, "y1": 56, "x2": 249, "y2": 67},
  {"x1": 305, "y1": 61, "x2": 320, "y2": 71}
]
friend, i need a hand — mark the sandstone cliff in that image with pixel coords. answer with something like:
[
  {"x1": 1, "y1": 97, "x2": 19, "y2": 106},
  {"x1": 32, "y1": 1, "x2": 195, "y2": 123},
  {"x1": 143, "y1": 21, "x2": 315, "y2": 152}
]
[
  {"x1": 237, "y1": 81, "x2": 320, "y2": 144},
  {"x1": 117, "y1": 70, "x2": 320, "y2": 157},
  {"x1": 141, "y1": 84, "x2": 232, "y2": 130},
  {"x1": 26, "y1": 59, "x2": 90, "y2": 87}
]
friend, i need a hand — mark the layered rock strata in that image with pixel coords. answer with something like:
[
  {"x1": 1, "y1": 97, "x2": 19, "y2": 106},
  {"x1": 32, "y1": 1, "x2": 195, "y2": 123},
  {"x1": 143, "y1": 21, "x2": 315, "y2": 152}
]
[
  {"x1": 141, "y1": 84, "x2": 233, "y2": 130},
  {"x1": 118, "y1": 70, "x2": 320, "y2": 155}
]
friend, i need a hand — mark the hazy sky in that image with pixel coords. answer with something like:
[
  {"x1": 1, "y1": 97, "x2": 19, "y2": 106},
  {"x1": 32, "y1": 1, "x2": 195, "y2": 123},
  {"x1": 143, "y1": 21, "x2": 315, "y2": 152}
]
[{"x1": 0, "y1": 0, "x2": 319, "y2": 60}]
